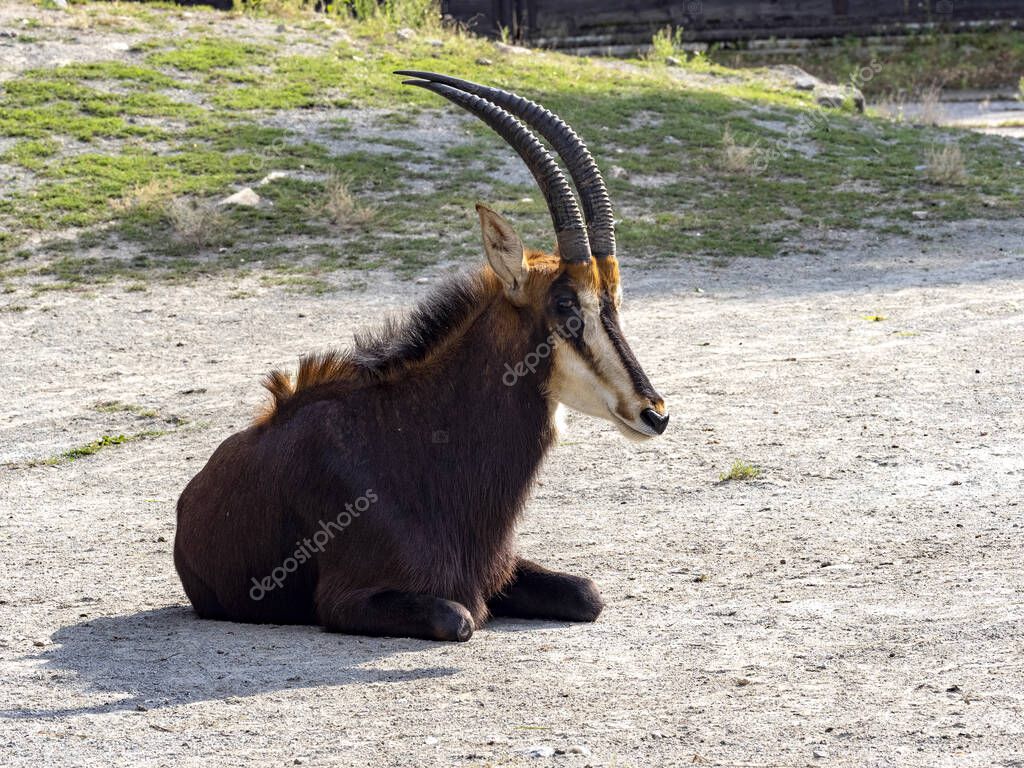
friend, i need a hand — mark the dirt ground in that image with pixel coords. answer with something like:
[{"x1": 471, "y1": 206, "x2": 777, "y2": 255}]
[{"x1": 2, "y1": 217, "x2": 1023, "y2": 767}]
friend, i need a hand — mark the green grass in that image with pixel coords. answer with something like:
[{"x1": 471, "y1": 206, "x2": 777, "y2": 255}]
[
  {"x1": 709, "y1": 28, "x2": 1024, "y2": 98},
  {"x1": 46, "y1": 431, "x2": 166, "y2": 464},
  {"x1": 93, "y1": 400, "x2": 160, "y2": 418},
  {"x1": 0, "y1": 1, "x2": 1022, "y2": 290},
  {"x1": 719, "y1": 460, "x2": 762, "y2": 482}
]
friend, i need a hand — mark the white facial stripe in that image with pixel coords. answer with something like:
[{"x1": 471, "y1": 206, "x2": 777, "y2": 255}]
[
  {"x1": 549, "y1": 288, "x2": 653, "y2": 439},
  {"x1": 578, "y1": 290, "x2": 635, "y2": 409}
]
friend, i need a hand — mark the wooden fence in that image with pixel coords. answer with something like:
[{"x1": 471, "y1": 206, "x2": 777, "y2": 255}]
[{"x1": 442, "y1": 0, "x2": 1023, "y2": 48}]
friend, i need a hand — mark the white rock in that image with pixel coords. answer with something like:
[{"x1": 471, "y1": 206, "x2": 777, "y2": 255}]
[
  {"x1": 911, "y1": 210, "x2": 928, "y2": 220},
  {"x1": 396, "y1": 27, "x2": 415, "y2": 40},
  {"x1": 257, "y1": 171, "x2": 288, "y2": 187},
  {"x1": 494, "y1": 41, "x2": 532, "y2": 55},
  {"x1": 219, "y1": 188, "x2": 262, "y2": 207}
]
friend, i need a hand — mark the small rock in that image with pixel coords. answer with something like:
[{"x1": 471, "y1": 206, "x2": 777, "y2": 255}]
[
  {"x1": 424, "y1": 736, "x2": 438, "y2": 745},
  {"x1": 396, "y1": 27, "x2": 415, "y2": 40},
  {"x1": 911, "y1": 210, "x2": 928, "y2": 220},
  {"x1": 276, "y1": 24, "x2": 286, "y2": 32},
  {"x1": 51, "y1": 0, "x2": 69, "y2": 8},
  {"x1": 522, "y1": 745, "x2": 555, "y2": 758},
  {"x1": 665, "y1": 56, "x2": 682, "y2": 67},
  {"x1": 494, "y1": 41, "x2": 532, "y2": 55},
  {"x1": 813, "y1": 749, "x2": 829, "y2": 758},
  {"x1": 415, "y1": 277, "x2": 430, "y2": 285},
  {"x1": 1, "y1": 30, "x2": 18, "y2": 39},
  {"x1": 32, "y1": 640, "x2": 45, "y2": 647},
  {"x1": 794, "y1": 75, "x2": 818, "y2": 91},
  {"x1": 219, "y1": 188, "x2": 261, "y2": 207},
  {"x1": 475, "y1": 57, "x2": 493, "y2": 66},
  {"x1": 427, "y1": 39, "x2": 444, "y2": 47},
  {"x1": 256, "y1": 171, "x2": 288, "y2": 187},
  {"x1": 814, "y1": 84, "x2": 865, "y2": 113},
  {"x1": 609, "y1": 165, "x2": 628, "y2": 179},
  {"x1": 566, "y1": 745, "x2": 591, "y2": 756}
]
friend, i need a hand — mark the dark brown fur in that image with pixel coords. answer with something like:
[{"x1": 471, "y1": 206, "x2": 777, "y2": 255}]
[{"x1": 174, "y1": 255, "x2": 606, "y2": 640}]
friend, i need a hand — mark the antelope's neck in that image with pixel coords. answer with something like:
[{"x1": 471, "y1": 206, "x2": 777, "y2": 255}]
[{"x1": 436, "y1": 293, "x2": 558, "y2": 520}]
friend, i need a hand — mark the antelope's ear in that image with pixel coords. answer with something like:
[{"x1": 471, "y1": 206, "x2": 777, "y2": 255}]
[{"x1": 477, "y1": 203, "x2": 528, "y2": 300}]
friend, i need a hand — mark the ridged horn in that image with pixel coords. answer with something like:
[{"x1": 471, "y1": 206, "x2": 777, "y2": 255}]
[
  {"x1": 400, "y1": 77, "x2": 592, "y2": 263},
  {"x1": 395, "y1": 70, "x2": 616, "y2": 260}
]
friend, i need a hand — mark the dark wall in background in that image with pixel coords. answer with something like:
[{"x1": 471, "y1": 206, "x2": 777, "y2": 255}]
[{"x1": 442, "y1": 0, "x2": 1023, "y2": 47}]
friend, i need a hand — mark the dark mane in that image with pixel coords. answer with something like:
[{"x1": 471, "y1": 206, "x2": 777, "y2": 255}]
[{"x1": 257, "y1": 270, "x2": 494, "y2": 423}]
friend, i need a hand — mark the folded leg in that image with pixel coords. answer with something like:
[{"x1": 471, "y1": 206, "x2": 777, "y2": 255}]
[
  {"x1": 487, "y1": 558, "x2": 603, "y2": 622},
  {"x1": 315, "y1": 579, "x2": 474, "y2": 641}
]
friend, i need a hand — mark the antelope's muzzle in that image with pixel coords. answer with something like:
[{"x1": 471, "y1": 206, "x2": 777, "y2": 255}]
[{"x1": 640, "y1": 407, "x2": 670, "y2": 435}]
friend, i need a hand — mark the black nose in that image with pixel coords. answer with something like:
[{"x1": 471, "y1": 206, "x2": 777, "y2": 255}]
[{"x1": 640, "y1": 408, "x2": 669, "y2": 435}]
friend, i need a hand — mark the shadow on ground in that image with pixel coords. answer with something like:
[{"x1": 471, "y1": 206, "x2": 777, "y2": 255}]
[{"x1": 1, "y1": 606, "x2": 465, "y2": 719}]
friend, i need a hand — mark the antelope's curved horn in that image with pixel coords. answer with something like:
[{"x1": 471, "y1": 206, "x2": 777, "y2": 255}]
[
  {"x1": 396, "y1": 70, "x2": 616, "y2": 260},
  {"x1": 401, "y1": 78, "x2": 592, "y2": 263}
]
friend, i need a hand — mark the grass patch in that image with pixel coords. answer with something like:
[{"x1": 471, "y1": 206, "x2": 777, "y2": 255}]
[
  {"x1": 323, "y1": 172, "x2": 376, "y2": 229},
  {"x1": 0, "y1": 1, "x2": 1021, "y2": 290},
  {"x1": 709, "y1": 28, "x2": 1024, "y2": 98},
  {"x1": 93, "y1": 400, "x2": 160, "y2": 418},
  {"x1": 924, "y1": 144, "x2": 967, "y2": 185},
  {"x1": 719, "y1": 126, "x2": 764, "y2": 175},
  {"x1": 45, "y1": 430, "x2": 166, "y2": 465},
  {"x1": 162, "y1": 198, "x2": 233, "y2": 254},
  {"x1": 719, "y1": 460, "x2": 762, "y2": 482}
]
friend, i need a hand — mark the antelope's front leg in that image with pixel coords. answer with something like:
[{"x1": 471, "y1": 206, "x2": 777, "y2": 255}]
[{"x1": 488, "y1": 558, "x2": 604, "y2": 622}]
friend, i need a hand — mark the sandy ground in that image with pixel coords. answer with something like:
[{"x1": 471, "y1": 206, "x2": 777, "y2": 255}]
[{"x1": 1, "y1": 218, "x2": 1024, "y2": 767}]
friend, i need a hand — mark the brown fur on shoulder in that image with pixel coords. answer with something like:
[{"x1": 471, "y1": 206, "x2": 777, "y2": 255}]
[
  {"x1": 255, "y1": 351, "x2": 358, "y2": 426},
  {"x1": 254, "y1": 269, "x2": 507, "y2": 426}
]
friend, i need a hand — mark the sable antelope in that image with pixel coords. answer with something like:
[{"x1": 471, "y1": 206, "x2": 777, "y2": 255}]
[{"x1": 174, "y1": 71, "x2": 669, "y2": 642}]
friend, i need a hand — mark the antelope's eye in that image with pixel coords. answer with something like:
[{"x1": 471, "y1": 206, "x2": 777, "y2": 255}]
[{"x1": 555, "y1": 297, "x2": 576, "y2": 314}]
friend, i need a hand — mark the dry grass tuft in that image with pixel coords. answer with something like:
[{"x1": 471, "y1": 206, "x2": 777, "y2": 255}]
[
  {"x1": 925, "y1": 144, "x2": 967, "y2": 185},
  {"x1": 164, "y1": 198, "x2": 229, "y2": 252},
  {"x1": 719, "y1": 126, "x2": 765, "y2": 175},
  {"x1": 916, "y1": 85, "x2": 945, "y2": 126},
  {"x1": 109, "y1": 179, "x2": 176, "y2": 214},
  {"x1": 324, "y1": 173, "x2": 376, "y2": 229}
]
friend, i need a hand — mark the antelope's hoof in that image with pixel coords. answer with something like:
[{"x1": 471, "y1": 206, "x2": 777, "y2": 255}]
[
  {"x1": 572, "y1": 578, "x2": 605, "y2": 622},
  {"x1": 431, "y1": 600, "x2": 474, "y2": 642}
]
